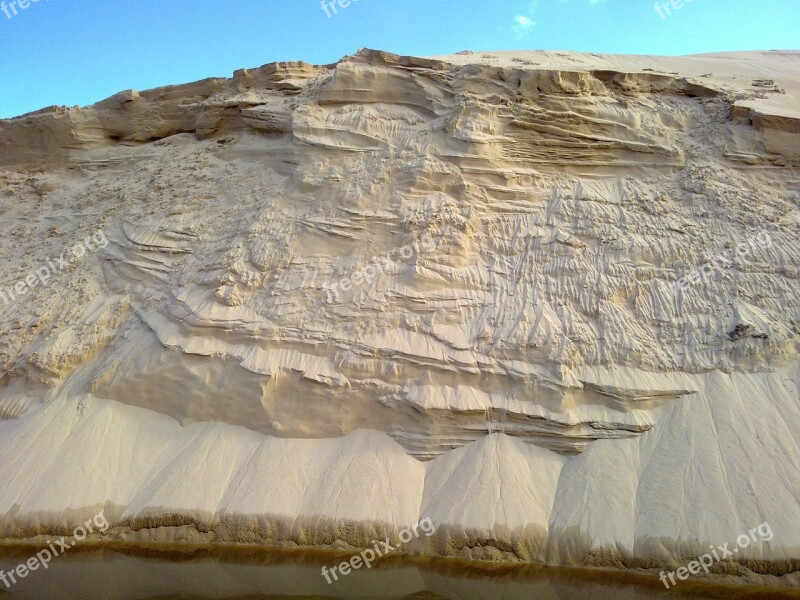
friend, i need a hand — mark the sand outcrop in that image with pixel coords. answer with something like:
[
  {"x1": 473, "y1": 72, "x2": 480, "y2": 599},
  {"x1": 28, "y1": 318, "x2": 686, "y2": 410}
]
[{"x1": 0, "y1": 49, "x2": 798, "y2": 588}]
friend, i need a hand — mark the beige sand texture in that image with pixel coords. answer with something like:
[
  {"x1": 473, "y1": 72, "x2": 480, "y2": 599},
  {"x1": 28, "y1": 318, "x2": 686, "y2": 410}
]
[{"x1": 0, "y1": 49, "x2": 798, "y2": 588}]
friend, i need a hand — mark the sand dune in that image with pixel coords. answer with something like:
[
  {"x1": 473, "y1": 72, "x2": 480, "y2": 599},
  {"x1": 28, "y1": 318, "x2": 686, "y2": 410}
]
[{"x1": 0, "y1": 48, "x2": 798, "y2": 588}]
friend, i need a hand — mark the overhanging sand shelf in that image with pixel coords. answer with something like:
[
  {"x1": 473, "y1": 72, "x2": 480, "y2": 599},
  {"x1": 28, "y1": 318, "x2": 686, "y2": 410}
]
[{"x1": 0, "y1": 49, "x2": 798, "y2": 589}]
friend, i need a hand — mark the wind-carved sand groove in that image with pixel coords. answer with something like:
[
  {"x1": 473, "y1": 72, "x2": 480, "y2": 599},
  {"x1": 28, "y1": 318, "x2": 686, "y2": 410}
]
[{"x1": 0, "y1": 49, "x2": 798, "y2": 588}]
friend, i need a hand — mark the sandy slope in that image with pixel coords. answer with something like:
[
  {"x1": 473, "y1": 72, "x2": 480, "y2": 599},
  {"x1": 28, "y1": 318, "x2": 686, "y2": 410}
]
[{"x1": 0, "y1": 48, "x2": 798, "y2": 587}]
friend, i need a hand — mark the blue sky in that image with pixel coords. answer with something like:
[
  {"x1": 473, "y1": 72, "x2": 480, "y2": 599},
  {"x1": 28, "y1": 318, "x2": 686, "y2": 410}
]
[{"x1": 0, "y1": 0, "x2": 798, "y2": 119}]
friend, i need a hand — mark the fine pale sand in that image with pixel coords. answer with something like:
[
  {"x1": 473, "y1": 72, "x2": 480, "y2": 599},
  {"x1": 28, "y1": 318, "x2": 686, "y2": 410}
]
[{"x1": 0, "y1": 48, "x2": 798, "y2": 590}]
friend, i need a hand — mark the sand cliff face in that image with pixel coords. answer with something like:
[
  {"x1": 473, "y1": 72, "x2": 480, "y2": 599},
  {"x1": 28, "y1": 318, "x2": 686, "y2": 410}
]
[{"x1": 0, "y1": 49, "x2": 798, "y2": 586}]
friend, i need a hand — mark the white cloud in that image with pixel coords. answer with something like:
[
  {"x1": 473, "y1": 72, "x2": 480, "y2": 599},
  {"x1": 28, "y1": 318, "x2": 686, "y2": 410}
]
[
  {"x1": 514, "y1": 15, "x2": 535, "y2": 28},
  {"x1": 512, "y1": 1, "x2": 538, "y2": 38}
]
